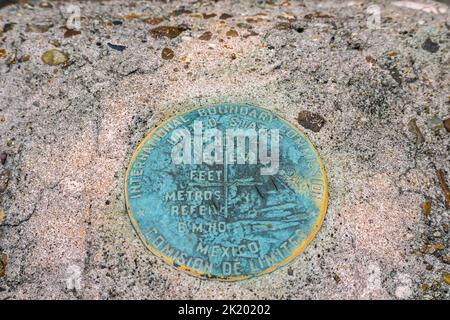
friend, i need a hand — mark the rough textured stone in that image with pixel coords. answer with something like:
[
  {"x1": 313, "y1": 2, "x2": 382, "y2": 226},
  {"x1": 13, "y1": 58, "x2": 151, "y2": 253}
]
[
  {"x1": 0, "y1": 0, "x2": 449, "y2": 300},
  {"x1": 296, "y1": 111, "x2": 326, "y2": 132}
]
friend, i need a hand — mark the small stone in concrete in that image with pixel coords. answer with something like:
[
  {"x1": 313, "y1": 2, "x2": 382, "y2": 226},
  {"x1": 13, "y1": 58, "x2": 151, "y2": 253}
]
[
  {"x1": 444, "y1": 118, "x2": 450, "y2": 132},
  {"x1": 161, "y1": 48, "x2": 174, "y2": 60},
  {"x1": 296, "y1": 111, "x2": 326, "y2": 132},
  {"x1": 0, "y1": 169, "x2": 10, "y2": 193},
  {"x1": 0, "y1": 254, "x2": 7, "y2": 278},
  {"x1": 422, "y1": 37, "x2": 439, "y2": 53},
  {"x1": 0, "y1": 152, "x2": 6, "y2": 165},
  {"x1": 219, "y1": 13, "x2": 233, "y2": 20},
  {"x1": 199, "y1": 31, "x2": 212, "y2": 41},
  {"x1": 64, "y1": 29, "x2": 81, "y2": 39},
  {"x1": 41, "y1": 49, "x2": 68, "y2": 66},
  {"x1": 107, "y1": 43, "x2": 127, "y2": 52},
  {"x1": 407, "y1": 119, "x2": 424, "y2": 147},
  {"x1": 422, "y1": 200, "x2": 431, "y2": 217},
  {"x1": 226, "y1": 29, "x2": 239, "y2": 37},
  {"x1": 150, "y1": 26, "x2": 186, "y2": 39},
  {"x1": 443, "y1": 273, "x2": 450, "y2": 285}
]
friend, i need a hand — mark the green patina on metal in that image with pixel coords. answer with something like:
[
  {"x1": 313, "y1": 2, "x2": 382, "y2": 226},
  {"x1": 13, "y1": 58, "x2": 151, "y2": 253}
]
[{"x1": 125, "y1": 104, "x2": 327, "y2": 280}]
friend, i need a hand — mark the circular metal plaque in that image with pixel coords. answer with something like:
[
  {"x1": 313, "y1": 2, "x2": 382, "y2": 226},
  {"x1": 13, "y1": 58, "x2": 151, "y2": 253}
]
[{"x1": 125, "y1": 104, "x2": 327, "y2": 280}]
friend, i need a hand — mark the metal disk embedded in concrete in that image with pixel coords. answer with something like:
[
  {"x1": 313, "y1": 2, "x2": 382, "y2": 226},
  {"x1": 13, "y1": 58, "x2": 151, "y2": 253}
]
[{"x1": 125, "y1": 104, "x2": 327, "y2": 280}]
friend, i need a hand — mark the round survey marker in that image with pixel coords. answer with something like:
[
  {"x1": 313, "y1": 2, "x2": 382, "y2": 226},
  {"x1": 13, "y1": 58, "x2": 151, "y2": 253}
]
[{"x1": 125, "y1": 104, "x2": 327, "y2": 280}]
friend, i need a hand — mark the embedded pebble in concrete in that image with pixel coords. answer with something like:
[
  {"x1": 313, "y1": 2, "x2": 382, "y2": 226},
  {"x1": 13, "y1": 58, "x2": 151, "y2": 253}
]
[
  {"x1": 41, "y1": 49, "x2": 68, "y2": 66},
  {"x1": 0, "y1": 0, "x2": 449, "y2": 299}
]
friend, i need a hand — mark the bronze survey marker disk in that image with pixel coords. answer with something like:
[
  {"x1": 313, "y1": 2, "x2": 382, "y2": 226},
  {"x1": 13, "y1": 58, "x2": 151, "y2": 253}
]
[{"x1": 125, "y1": 104, "x2": 328, "y2": 280}]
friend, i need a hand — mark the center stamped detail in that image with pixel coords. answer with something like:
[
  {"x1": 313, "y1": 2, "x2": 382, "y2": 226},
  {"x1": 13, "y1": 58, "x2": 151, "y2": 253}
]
[{"x1": 125, "y1": 104, "x2": 328, "y2": 280}]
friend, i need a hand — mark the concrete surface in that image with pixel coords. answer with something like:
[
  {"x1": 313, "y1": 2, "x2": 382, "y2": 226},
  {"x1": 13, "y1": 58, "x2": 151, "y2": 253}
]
[{"x1": 0, "y1": 0, "x2": 449, "y2": 299}]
